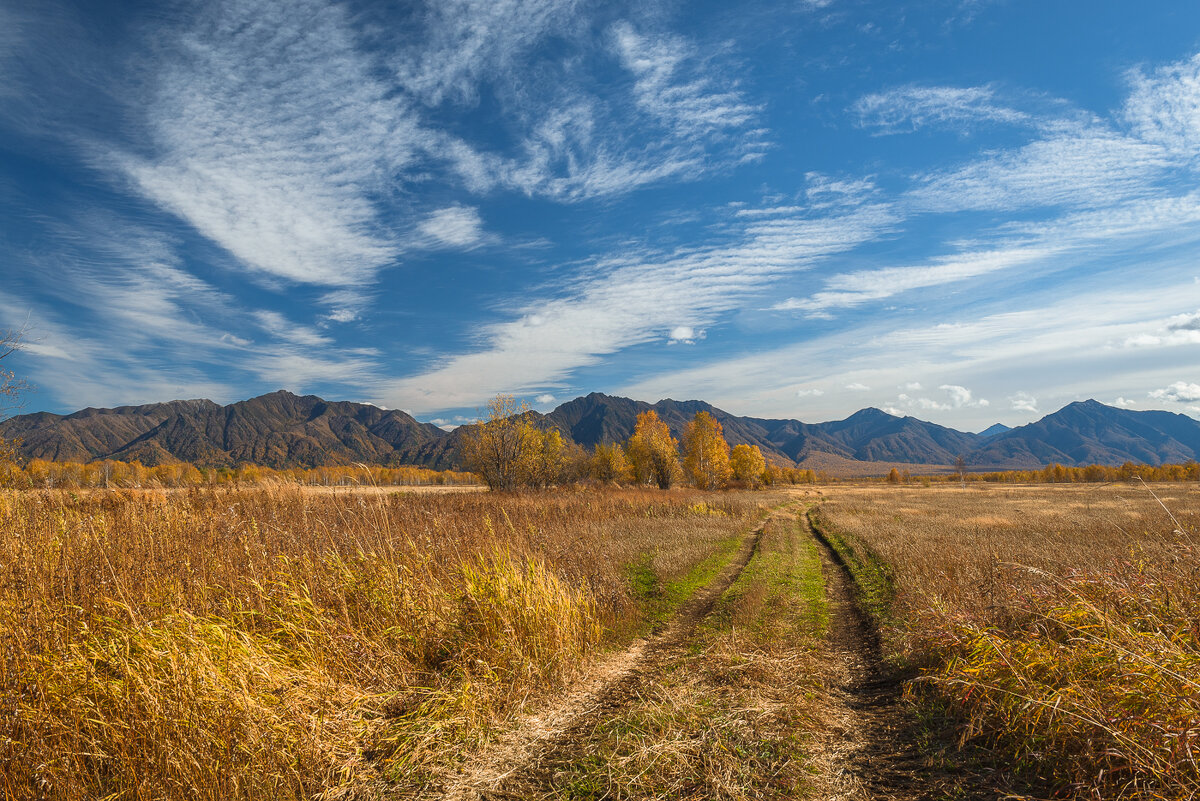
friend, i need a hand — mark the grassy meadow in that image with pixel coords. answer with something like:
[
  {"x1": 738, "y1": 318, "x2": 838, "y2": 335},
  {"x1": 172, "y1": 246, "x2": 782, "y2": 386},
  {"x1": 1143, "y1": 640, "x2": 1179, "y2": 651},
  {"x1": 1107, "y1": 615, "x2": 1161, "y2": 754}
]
[
  {"x1": 4, "y1": 478, "x2": 1200, "y2": 800},
  {"x1": 812, "y1": 481, "x2": 1200, "y2": 799},
  {"x1": 0, "y1": 486, "x2": 786, "y2": 799}
]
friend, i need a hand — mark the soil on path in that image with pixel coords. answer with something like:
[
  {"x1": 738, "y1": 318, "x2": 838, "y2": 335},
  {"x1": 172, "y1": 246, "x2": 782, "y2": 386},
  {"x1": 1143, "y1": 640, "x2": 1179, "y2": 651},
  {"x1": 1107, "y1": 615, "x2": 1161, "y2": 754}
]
[
  {"x1": 433, "y1": 514, "x2": 773, "y2": 801},
  {"x1": 805, "y1": 515, "x2": 937, "y2": 801},
  {"x1": 805, "y1": 514, "x2": 1016, "y2": 801}
]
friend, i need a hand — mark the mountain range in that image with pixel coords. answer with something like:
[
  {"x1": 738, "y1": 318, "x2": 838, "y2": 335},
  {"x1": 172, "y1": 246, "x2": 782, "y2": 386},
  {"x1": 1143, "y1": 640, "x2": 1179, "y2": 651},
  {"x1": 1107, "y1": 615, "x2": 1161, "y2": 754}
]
[{"x1": 2, "y1": 390, "x2": 1199, "y2": 473}]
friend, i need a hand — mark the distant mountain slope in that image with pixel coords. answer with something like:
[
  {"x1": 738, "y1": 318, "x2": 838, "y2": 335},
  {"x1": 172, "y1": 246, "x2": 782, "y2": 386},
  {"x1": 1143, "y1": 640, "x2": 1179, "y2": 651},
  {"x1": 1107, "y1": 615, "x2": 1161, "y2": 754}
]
[
  {"x1": 3, "y1": 391, "x2": 1198, "y2": 472},
  {"x1": 977, "y1": 423, "x2": 1011, "y2": 439},
  {"x1": 0, "y1": 391, "x2": 457, "y2": 469},
  {"x1": 965, "y1": 400, "x2": 1200, "y2": 468},
  {"x1": 544, "y1": 393, "x2": 983, "y2": 466}
]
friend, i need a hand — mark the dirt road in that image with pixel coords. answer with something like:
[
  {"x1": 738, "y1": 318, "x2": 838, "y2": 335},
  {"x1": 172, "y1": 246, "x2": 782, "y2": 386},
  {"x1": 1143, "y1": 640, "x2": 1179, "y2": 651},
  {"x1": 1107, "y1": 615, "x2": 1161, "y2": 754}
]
[
  {"x1": 436, "y1": 515, "x2": 771, "y2": 800},
  {"x1": 428, "y1": 505, "x2": 999, "y2": 800}
]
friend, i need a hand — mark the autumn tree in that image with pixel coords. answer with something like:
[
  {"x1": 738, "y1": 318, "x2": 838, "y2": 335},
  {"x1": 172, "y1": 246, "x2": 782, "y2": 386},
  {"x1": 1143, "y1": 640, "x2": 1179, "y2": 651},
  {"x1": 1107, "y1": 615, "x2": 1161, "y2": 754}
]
[
  {"x1": 590, "y1": 442, "x2": 632, "y2": 483},
  {"x1": 461, "y1": 395, "x2": 540, "y2": 490},
  {"x1": 626, "y1": 410, "x2": 680, "y2": 489},
  {"x1": 461, "y1": 395, "x2": 578, "y2": 490},
  {"x1": 729, "y1": 443, "x2": 767, "y2": 487},
  {"x1": 0, "y1": 326, "x2": 30, "y2": 477},
  {"x1": 682, "y1": 411, "x2": 730, "y2": 489},
  {"x1": 521, "y1": 428, "x2": 577, "y2": 488}
]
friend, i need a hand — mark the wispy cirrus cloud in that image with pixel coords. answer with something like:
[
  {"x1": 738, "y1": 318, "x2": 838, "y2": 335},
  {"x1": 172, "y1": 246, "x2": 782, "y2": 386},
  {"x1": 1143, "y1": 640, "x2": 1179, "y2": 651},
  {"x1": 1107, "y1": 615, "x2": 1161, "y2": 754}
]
[
  {"x1": 419, "y1": 205, "x2": 486, "y2": 249},
  {"x1": 114, "y1": 0, "x2": 420, "y2": 288},
  {"x1": 909, "y1": 126, "x2": 1174, "y2": 212},
  {"x1": 393, "y1": 0, "x2": 581, "y2": 108},
  {"x1": 618, "y1": 275, "x2": 1200, "y2": 426},
  {"x1": 432, "y1": 17, "x2": 767, "y2": 202},
  {"x1": 385, "y1": 202, "x2": 896, "y2": 410},
  {"x1": 853, "y1": 84, "x2": 1031, "y2": 134},
  {"x1": 773, "y1": 243, "x2": 1061, "y2": 315},
  {"x1": 612, "y1": 22, "x2": 761, "y2": 139},
  {"x1": 1124, "y1": 53, "x2": 1200, "y2": 165}
]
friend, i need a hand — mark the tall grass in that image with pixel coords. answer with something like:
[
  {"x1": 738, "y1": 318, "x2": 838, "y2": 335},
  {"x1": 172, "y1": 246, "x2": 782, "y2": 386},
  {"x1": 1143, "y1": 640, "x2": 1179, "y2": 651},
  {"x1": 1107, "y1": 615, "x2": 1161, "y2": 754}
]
[
  {"x1": 0, "y1": 487, "x2": 775, "y2": 799},
  {"x1": 814, "y1": 483, "x2": 1200, "y2": 799}
]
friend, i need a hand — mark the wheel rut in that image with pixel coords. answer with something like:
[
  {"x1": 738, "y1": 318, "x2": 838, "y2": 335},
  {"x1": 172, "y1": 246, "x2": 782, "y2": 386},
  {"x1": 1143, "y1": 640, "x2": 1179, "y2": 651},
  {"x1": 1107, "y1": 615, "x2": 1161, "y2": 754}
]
[
  {"x1": 805, "y1": 512, "x2": 991, "y2": 801},
  {"x1": 434, "y1": 513, "x2": 774, "y2": 801}
]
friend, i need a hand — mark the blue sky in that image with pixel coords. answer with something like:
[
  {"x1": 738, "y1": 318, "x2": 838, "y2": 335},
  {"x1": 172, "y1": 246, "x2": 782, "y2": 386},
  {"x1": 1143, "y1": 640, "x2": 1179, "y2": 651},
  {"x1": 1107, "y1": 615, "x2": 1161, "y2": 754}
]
[{"x1": 2, "y1": 0, "x2": 1200, "y2": 432}]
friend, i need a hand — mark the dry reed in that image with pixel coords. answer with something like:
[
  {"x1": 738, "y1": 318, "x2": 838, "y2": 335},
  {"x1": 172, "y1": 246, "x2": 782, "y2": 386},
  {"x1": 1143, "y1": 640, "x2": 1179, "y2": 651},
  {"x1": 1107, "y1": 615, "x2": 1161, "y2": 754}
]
[
  {"x1": 0, "y1": 486, "x2": 775, "y2": 800},
  {"x1": 814, "y1": 482, "x2": 1200, "y2": 799}
]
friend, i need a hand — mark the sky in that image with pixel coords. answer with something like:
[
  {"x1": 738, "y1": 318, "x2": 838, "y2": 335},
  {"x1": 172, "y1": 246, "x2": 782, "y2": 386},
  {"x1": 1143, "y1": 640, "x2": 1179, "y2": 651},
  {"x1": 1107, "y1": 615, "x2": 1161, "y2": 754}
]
[{"x1": 2, "y1": 0, "x2": 1200, "y2": 433}]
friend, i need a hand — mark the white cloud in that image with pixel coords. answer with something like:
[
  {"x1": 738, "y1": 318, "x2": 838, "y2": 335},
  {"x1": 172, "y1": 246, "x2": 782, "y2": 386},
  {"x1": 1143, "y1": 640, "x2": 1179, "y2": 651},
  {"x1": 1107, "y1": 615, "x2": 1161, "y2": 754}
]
[
  {"x1": 774, "y1": 243, "x2": 1059, "y2": 315},
  {"x1": 1124, "y1": 53, "x2": 1200, "y2": 165},
  {"x1": 420, "y1": 205, "x2": 485, "y2": 248},
  {"x1": 845, "y1": 382, "x2": 870, "y2": 391},
  {"x1": 896, "y1": 393, "x2": 948, "y2": 411},
  {"x1": 853, "y1": 84, "x2": 1030, "y2": 134},
  {"x1": 1113, "y1": 397, "x2": 1138, "y2": 407},
  {"x1": 619, "y1": 277, "x2": 1200, "y2": 429},
  {"x1": 1009, "y1": 391, "x2": 1038, "y2": 413},
  {"x1": 940, "y1": 384, "x2": 988, "y2": 407},
  {"x1": 796, "y1": 388, "x2": 824, "y2": 397},
  {"x1": 423, "y1": 14, "x2": 767, "y2": 203},
  {"x1": 903, "y1": 381, "x2": 923, "y2": 390},
  {"x1": 612, "y1": 22, "x2": 760, "y2": 138},
  {"x1": 534, "y1": 393, "x2": 556, "y2": 405},
  {"x1": 393, "y1": 0, "x2": 579, "y2": 107},
  {"x1": 888, "y1": 386, "x2": 988, "y2": 413},
  {"x1": 383, "y1": 203, "x2": 894, "y2": 410},
  {"x1": 803, "y1": 173, "x2": 879, "y2": 209},
  {"x1": 1123, "y1": 309, "x2": 1200, "y2": 347},
  {"x1": 114, "y1": 0, "x2": 424, "y2": 287},
  {"x1": 253, "y1": 311, "x2": 331, "y2": 347},
  {"x1": 909, "y1": 125, "x2": 1173, "y2": 213},
  {"x1": 1149, "y1": 381, "x2": 1200, "y2": 404},
  {"x1": 668, "y1": 325, "x2": 704, "y2": 344}
]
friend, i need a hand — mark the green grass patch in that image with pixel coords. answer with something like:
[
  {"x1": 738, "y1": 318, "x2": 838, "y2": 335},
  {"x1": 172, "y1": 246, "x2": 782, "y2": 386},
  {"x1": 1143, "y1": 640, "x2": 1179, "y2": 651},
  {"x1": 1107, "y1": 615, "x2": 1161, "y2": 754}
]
[
  {"x1": 548, "y1": 509, "x2": 828, "y2": 799},
  {"x1": 625, "y1": 531, "x2": 743, "y2": 634},
  {"x1": 706, "y1": 508, "x2": 827, "y2": 639},
  {"x1": 808, "y1": 506, "x2": 895, "y2": 624}
]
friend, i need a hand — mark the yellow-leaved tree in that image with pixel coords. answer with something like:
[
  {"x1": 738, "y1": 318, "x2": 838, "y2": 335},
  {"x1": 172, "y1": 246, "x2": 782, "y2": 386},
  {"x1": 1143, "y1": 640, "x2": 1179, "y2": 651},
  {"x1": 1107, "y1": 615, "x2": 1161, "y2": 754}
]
[
  {"x1": 461, "y1": 395, "x2": 539, "y2": 490},
  {"x1": 729, "y1": 443, "x2": 767, "y2": 487},
  {"x1": 461, "y1": 395, "x2": 577, "y2": 489},
  {"x1": 682, "y1": 411, "x2": 731, "y2": 489},
  {"x1": 589, "y1": 442, "x2": 632, "y2": 484},
  {"x1": 626, "y1": 410, "x2": 680, "y2": 489}
]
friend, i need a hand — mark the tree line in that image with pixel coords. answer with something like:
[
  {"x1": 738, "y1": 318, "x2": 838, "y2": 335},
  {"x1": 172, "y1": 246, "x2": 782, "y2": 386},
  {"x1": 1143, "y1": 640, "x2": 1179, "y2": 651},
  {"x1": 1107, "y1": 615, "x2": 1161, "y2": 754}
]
[
  {"x1": 0, "y1": 458, "x2": 477, "y2": 489},
  {"x1": 461, "y1": 395, "x2": 815, "y2": 490},
  {"x1": 886, "y1": 461, "x2": 1200, "y2": 484}
]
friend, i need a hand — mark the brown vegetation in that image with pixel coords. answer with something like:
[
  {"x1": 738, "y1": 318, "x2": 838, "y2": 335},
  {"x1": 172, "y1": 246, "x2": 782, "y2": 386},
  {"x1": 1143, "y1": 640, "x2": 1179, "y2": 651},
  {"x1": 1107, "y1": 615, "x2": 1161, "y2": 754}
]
[
  {"x1": 812, "y1": 482, "x2": 1200, "y2": 798},
  {"x1": 0, "y1": 485, "x2": 777, "y2": 800}
]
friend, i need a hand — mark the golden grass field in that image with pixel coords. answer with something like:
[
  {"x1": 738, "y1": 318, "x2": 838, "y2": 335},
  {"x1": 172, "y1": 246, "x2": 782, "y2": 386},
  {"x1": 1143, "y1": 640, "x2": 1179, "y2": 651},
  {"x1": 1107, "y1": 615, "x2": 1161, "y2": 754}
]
[
  {"x1": 2, "y1": 480, "x2": 1198, "y2": 800},
  {"x1": 812, "y1": 481, "x2": 1200, "y2": 799},
  {"x1": 0, "y1": 486, "x2": 787, "y2": 799}
]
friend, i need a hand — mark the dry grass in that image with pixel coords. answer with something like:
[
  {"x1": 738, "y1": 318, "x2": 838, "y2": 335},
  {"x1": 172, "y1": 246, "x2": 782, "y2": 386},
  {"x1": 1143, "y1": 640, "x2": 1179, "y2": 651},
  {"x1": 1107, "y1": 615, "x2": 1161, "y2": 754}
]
[
  {"x1": 813, "y1": 482, "x2": 1200, "y2": 799},
  {"x1": 0, "y1": 486, "x2": 777, "y2": 800},
  {"x1": 542, "y1": 509, "x2": 828, "y2": 799}
]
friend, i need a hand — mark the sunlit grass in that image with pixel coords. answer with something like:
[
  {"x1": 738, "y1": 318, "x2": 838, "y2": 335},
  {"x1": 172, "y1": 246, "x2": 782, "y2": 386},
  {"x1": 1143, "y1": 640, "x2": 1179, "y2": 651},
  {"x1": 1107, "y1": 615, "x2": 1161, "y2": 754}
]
[
  {"x1": 813, "y1": 482, "x2": 1200, "y2": 799},
  {"x1": 0, "y1": 486, "x2": 781, "y2": 799}
]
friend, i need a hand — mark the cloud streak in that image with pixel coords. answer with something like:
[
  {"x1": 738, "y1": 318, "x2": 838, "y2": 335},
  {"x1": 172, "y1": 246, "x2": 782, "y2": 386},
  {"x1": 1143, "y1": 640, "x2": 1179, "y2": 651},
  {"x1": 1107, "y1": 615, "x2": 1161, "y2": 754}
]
[
  {"x1": 853, "y1": 84, "x2": 1031, "y2": 134},
  {"x1": 385, "y1": 203, "x2": 896, "y2": 410}
]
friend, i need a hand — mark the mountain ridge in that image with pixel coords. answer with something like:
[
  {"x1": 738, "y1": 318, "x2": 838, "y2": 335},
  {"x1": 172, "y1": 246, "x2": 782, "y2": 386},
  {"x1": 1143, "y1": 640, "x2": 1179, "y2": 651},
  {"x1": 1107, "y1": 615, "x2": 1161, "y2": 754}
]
[{"x1": 2, "y1": 391, "x2": 1199, "y2": 473}]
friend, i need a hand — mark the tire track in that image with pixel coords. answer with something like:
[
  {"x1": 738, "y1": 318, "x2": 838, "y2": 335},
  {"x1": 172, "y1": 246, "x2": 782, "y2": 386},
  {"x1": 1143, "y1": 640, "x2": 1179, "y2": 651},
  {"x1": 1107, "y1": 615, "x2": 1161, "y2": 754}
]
[
  {"x1": 436, "y1": 514, "x2": 774, "y2": 801},
  {"x1": 806, "y1": 511, "x2": 994, "y2": 801}
]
